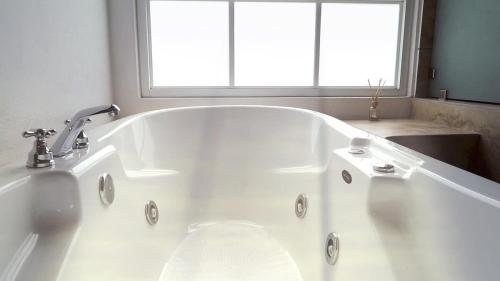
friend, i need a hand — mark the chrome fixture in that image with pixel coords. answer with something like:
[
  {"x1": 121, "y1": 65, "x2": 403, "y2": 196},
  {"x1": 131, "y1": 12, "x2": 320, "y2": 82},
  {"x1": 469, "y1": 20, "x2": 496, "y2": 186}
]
[
  {"x1": 325, "y1": 232, "x2": 340, "y2": 265},
  {"x1": 65, "y1": 119, "x2": 91, "y2": 149},
  {"x1": 145, "y1": 200, "x2": 159, "y2": 225},
  {"x1": 349, "y1": 137, "x2": 370, "y2": 155},
  {"x1": 98, "y1": 173, "x2": 115, "y2": 206},
  {"x1": 51, "y1": 104, "x2": 120, "y2": 157},
  {"x1": 373, "y1": 162, "x2": 395, "y2": 173},
  {"x1": 341, "y1": 170, "x2": 352, "y2": 184},
  {"x1": 348, "y1": 148, "x2": 365, "y2": 155},
  {"x1": 431, "y1": 67, "x2": 437, "y2": 79},
  {"x1": 23, "y1": 129, "x2": 57, "y2": 168},
  {"x1": 295, "y1": 194, "x2": 308, "y2": 219}
]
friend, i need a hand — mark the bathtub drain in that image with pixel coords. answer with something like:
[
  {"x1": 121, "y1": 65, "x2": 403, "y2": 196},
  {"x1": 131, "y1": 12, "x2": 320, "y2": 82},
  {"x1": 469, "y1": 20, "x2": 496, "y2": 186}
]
[{"x1": 295, "y1": 194, "x2": 308, "y2": 219}]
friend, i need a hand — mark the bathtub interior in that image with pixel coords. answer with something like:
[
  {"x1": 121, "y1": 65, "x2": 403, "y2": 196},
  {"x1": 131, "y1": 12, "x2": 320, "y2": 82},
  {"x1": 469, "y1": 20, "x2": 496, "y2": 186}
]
[
  {"x1": 86, "y1": 107, "x2": 346, "y2": 280},
  {"x1": 111, "y1": 107, "x2": 343, "y2": 173},
  {"x1": 2, "y1": 106, "x2": 500, "y2": 281}
]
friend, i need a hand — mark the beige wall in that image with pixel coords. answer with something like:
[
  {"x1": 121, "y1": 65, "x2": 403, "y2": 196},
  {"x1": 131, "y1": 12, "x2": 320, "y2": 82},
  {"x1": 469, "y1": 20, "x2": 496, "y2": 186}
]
[
  {"x1": 412, "y1": 98, "x2": 500, "y2": 183},
  {"x1": 0, "y1": 0, "x2": 113, "y2": 168}
]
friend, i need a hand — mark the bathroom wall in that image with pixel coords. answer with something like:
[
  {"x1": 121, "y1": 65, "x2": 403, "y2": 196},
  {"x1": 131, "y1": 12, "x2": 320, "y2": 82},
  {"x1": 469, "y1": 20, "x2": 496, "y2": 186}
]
[
  {"x1": 412, "y1": 98, "x2": 500, "y2": 183},
  {"x1": 0, "y1": 0, "x2": 113, "y2": 167},
  {"x1": 108, "y1": 0, "x2": 412, "y2": 120},
  {"x1": 412, "y1": 0, "x2": 500, "y2": 183},
  {"x1": 429, "y1": 0, "x2": 500, "y2": 103}
]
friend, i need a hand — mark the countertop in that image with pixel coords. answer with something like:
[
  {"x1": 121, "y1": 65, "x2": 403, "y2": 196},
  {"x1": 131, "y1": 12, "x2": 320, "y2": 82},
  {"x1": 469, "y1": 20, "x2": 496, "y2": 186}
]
[{"x1": 345, "y1": 119, "x2": 478, "y2": 138}]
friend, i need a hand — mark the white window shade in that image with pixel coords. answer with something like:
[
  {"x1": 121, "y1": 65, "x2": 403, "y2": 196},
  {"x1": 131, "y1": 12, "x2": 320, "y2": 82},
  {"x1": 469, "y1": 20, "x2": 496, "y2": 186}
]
[
  {"x1": 150, "y1": 1, "x2": 229, "y2": 86},
  {"x1": 234, "y1": 2, "x2": 316, "y2": 86},
  {"x1": 319, "y1": 3, "x2": 401, "y2": 87}
]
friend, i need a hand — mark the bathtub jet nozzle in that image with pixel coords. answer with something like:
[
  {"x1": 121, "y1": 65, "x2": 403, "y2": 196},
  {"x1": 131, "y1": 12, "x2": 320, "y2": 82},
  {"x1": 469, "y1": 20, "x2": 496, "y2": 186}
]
[
  {"x1": 295, "y1": 194, "x2": 308, "y2": 219},
  {"x1": 326, "y1": 232, "x2": 340, "y2": 265}
]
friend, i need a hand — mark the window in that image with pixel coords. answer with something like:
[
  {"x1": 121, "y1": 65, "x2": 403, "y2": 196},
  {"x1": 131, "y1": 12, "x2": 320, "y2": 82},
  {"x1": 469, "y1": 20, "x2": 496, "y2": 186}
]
[
  {"x1": 234, "y1": 2, "x2": 316, "y2": 86},
  {"x1": 137, "y1": 0, "x2": 413, "y2": 97},
  {"x1": 319, "y1": 3, "x2": 401, "y2": 86},
  {"x1": 150, "y1": 1, "x2": 229, "y2": 86}
]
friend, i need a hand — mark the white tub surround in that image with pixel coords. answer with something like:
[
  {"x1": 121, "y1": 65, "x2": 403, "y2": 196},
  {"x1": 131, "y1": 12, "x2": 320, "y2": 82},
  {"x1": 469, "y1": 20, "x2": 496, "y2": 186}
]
[{"x1": 1, "y1": 106, "x2": 500, "y2": 281}]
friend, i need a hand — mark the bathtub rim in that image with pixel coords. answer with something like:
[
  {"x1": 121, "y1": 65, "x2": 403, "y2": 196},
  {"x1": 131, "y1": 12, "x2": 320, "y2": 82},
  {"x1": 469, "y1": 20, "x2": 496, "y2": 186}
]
[{"x1": 1, "y1": 105, "x2": 499, "y2": 208}]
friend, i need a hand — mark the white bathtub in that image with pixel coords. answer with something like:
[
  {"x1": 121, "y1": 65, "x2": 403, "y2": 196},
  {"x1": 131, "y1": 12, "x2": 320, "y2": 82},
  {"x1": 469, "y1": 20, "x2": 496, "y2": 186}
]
[{"x1": 2, "y1": 106, "x2": 500, "y2": 281}]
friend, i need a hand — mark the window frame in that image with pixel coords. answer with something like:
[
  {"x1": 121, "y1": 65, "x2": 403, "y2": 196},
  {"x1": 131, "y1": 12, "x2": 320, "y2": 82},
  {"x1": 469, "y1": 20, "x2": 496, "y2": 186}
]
[{"x1": 136, "y1": 0, "x2": 414, "y2": 98}]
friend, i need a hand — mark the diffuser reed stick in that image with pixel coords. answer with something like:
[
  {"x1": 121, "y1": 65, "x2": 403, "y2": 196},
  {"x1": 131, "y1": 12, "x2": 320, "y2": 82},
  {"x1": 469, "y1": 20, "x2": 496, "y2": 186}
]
[{"x1": 368, "y1": 78, "x2": 386, "y2": 121}]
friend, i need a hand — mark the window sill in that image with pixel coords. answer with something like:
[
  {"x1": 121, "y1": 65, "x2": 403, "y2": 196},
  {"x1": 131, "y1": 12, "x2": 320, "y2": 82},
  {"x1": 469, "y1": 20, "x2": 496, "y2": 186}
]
[{"x1": 142, "y1": 87, "x2": 405, "y2": 98}]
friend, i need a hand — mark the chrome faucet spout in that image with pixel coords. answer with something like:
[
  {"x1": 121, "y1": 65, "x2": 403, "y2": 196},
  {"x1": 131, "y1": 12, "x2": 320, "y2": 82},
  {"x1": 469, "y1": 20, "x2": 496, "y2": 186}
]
[{"x1": 51, "y1": 104, "x2": 120, "y2": 157}]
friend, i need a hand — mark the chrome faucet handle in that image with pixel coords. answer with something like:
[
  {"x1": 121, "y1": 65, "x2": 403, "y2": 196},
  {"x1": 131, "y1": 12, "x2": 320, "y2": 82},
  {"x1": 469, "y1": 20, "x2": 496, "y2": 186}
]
[
  {"x1": 22, "y1": 128, "x2": 57, "y2": 168},
  {"x1": 64, "y1": 119, "x2": 91, "y2": 149},
  {"x1": 23, "y1": 129, "x2": 57, "y2": 140}
]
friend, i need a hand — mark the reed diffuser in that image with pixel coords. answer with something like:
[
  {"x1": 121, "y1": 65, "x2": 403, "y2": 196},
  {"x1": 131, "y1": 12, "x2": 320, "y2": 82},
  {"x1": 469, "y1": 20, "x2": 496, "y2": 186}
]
[{"x1": 368, "y1": 78, "x2": 386, "y2": 121}]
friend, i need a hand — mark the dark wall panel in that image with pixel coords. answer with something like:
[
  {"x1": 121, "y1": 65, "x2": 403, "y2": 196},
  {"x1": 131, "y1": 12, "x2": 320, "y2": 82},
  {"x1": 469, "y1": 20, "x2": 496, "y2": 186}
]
[{"x1": 430, "y1": 0, "x2": 500, "y2": 103}]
